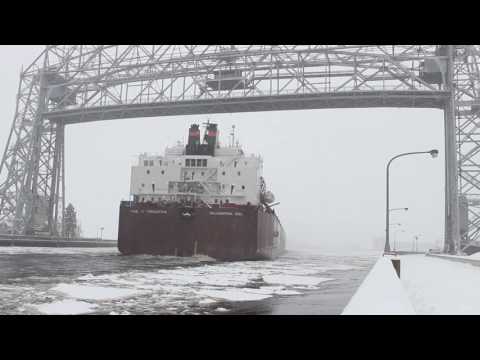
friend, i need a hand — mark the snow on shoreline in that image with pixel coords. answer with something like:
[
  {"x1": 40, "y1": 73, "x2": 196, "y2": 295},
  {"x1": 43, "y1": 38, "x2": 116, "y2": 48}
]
[{"x1": 0, "y1": 246, "x2": 118, "y2": 255}]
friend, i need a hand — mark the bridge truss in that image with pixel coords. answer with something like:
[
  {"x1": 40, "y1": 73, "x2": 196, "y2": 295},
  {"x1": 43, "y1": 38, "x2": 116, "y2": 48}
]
[{"x1": 0, "y1": 45, "x2": 479, "y2": 252}]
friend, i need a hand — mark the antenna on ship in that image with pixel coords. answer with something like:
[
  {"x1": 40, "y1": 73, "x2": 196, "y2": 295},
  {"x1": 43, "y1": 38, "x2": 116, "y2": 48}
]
[{"x1": 230, "y1": 125, "x2": 236, "y2": 147}]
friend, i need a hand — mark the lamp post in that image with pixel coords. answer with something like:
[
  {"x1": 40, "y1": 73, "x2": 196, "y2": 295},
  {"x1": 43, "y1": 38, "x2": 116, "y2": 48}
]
[
  {"x1": 385, "y1": 149, "x2": 438, "y2": 253},
  {"x1": 394, "y1": 229, "x2": 405, "y2": 251},
  {"x1": 389, "y1": 207, "x2": 409, "y2": 213},
  {"x1": 414, "y1": 234, "x2": 421, "y2": 252},
  {"x1": 100, "y1": 227, "x2": 104, "y2": 240}
]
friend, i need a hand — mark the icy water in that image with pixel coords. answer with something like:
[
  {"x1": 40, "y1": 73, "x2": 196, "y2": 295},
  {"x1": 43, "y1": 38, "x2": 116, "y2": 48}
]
[{"x1": 0, "y1": 246, "x2": 378, "y2": 315}]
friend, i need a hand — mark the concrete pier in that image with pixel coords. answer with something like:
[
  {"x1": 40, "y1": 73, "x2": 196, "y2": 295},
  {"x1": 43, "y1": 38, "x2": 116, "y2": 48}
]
[
  {"x1": 344, "y1": 253, "x2": 480, "y2": 315},
  {"x1": 342, "y1": 256, "x2": 415, "y2": 315}
]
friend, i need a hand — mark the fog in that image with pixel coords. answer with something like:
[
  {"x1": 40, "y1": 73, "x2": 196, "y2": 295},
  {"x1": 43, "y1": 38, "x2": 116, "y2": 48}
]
[{"x1": 0, "y1": 46, "x2": 445, "y2": 253}]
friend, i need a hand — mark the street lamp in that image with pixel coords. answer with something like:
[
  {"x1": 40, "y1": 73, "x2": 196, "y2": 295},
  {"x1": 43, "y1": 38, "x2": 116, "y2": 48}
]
[
  {"x1": 394, "y1": 229, "x2": 405, "y2": 251},
  {"x1": 389, "y1": 207, "x2": 409, "y2": 213},
  {"x1": 100, "y1": 227, "x2": 104, "y2": 240},
  {"x1": 413, "y1": 234, "x2": 421, "y2": 252},
  {"x1": 385, "y1": 149, "x2": 439, "y2": 253}
]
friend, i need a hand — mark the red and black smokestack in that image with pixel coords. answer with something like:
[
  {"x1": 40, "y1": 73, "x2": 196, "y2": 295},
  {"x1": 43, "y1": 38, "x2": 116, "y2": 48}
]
[
  {"x1": 186, "y1": 124, "x2": 201, "y2": 155},
  {"x1": 186, "y1": 123, "x2": 218, "y2": 156},
  {"x1": 204, "y1": 123, "x2": 218, "y2": 155},
  {"x1": 188, "y1": 124, "x2": 201, "y2": 146}
]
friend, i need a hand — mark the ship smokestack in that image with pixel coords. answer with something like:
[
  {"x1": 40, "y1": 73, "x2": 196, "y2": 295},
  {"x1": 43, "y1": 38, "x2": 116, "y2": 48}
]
[
  {"x1": 204, "y1": 123, "x2": 218, "y2": 156},
  {"x1": 186, "y1": 124, "x2": 201, "y2": 155}
]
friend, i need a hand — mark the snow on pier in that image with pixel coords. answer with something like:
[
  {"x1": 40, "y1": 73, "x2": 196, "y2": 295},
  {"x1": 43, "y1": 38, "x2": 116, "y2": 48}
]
[
  {"x1": 343, "y1": 253, "x2": 480, "y2": 315},
  {"x1": 401, "y1": 254, "x2": 480, "y2": 314},
  {"x1": 342, "y1": 256, "x2": 415, "y2": 315}
]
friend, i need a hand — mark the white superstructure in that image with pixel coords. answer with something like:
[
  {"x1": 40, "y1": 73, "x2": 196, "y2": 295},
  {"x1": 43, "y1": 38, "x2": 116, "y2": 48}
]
[{"x1": 130, "y1": 124, "x2": 272, "y2": 207}]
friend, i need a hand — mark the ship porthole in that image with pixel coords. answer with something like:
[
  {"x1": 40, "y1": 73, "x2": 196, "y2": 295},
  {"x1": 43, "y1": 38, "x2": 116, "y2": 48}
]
[
  {"x1": 146, "y1": 170, "x2": 150, "y2": 174},
  {"x1": 222, "y1": 171, "x2": 225, "y2": 176}
]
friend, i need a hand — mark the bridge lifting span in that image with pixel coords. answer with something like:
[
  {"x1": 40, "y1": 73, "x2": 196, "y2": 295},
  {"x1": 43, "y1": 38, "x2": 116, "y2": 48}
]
[{"x1": 0, "y1": 45, "x2": 479, "y2": 253}]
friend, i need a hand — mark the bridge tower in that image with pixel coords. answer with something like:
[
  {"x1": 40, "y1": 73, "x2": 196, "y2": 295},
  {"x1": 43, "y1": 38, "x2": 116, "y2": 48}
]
[{"x1": 0, "y1": 45, "x2": 478, "y2": 254}]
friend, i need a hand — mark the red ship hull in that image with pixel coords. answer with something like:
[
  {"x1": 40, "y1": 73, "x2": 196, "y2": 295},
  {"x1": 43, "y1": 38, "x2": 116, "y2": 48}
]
[{"x1": 118, "y1": 202, "x2": 286, "y2": 261}]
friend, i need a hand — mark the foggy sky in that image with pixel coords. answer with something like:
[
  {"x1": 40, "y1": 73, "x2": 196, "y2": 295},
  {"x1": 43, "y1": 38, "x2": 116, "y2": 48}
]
[{"x1": 0, "y1": 45, "x2": 445, "y2": 252}]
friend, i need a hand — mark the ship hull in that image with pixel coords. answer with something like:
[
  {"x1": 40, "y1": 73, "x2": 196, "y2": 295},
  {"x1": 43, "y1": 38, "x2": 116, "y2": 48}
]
[{"x1": 118, "y1": 202, "x2": 286, "y2": 261}]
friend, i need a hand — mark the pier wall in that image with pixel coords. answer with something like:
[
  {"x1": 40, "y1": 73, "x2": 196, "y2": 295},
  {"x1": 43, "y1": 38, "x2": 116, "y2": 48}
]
[{"x1": 426, "y1": 253, "x2": 480, "y2": 267}]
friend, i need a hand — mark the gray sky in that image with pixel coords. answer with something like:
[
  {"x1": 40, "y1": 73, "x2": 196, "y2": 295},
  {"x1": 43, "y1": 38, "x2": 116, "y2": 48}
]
[{"x1": 0, "y1": 46, "x2": 445, "y2": 252}]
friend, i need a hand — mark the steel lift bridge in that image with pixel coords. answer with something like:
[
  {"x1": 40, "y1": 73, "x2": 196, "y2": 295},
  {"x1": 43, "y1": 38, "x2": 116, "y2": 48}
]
[{"x1": 0, "y1": 45, "x2": 479, "y2": 253}]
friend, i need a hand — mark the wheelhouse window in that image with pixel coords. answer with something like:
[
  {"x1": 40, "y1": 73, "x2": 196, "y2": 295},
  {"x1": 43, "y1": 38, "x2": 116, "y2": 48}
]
[
  {"x1": 143, "y1": 160, "x2": 148, "y2": 166},
  {"x1": 149, "y1": 160, "x2": 154, "y2": 166},
  {"x1": 197, "y1": 159, "x2": 202, "y2": 167},
  {"x1": 202, "y1": 159, "x2": 207, "y2": 167},
  {"x1": 186, "y1": 159, "x2": 190, "y2": 167}
]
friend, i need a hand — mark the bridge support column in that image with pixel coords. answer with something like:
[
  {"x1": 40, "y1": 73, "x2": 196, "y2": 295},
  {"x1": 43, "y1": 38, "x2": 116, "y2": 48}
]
[
  {"x1": 47, "y1": 121, "x2": 65, "y2": 236},
  {"x1": 444, "y1": 45, "x2": 460, "y2": 253},
  {"x1": 16, "y1": 69, "x2": 48, "y2": 235}
]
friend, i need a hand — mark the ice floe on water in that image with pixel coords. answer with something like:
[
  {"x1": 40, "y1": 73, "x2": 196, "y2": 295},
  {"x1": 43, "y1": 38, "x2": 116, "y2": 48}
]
[
  {"x1": 29, "y1": 257, "x2": 343, "y2": 313},
  {"x1": 5, "y1": 250, "x2": 369, "y2": 315},
  {"x1": 262, "y1": 275, "x2": 332, "y2": 287},
  {"x1": 33, "y1": 299, "x2": 98, "y2": 315},
  {"x1": 195, "y1": 288, "x2": 273, "y2": 302},
  {"x1": 52, "y1": 283, "x2": 143, "y2": 301},
  {"x1": 198, "y1": 298, "x2": 217, "y2": 305},
  {"x1": 214, "y1": 307, "x2": 229, "y2": 312}
]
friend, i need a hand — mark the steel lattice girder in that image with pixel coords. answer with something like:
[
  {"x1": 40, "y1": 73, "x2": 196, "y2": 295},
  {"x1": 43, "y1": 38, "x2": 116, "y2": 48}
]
[
  {"x1": 454, "y1": 46, "x2": 480, "y2": 244},
  {"x1": 0, "y1": 45, "x2": 479, "y2": 250}
]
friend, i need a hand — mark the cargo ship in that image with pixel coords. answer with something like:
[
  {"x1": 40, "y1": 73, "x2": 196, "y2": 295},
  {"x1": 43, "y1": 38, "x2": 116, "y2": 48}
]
[{"x1": 118, "y1": 122, "x2": 286, "y2": 261}]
